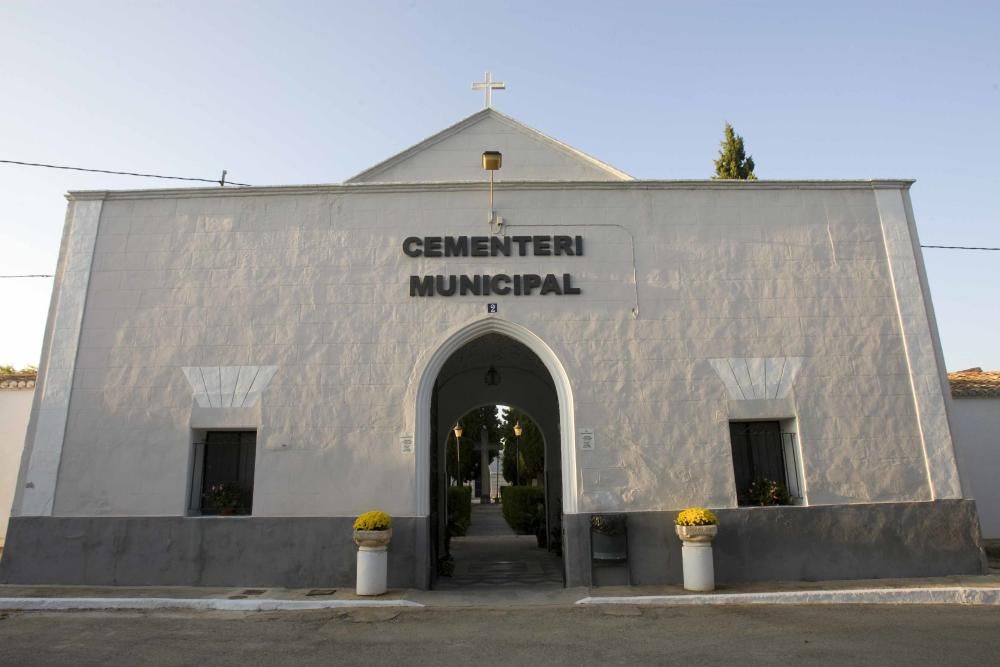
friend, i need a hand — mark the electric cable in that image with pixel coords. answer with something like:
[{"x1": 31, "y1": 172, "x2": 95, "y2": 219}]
[
  {"x1": 0, "y1": 159, "x2": 250, "y2": 186},
  {"x1": 920, "y1": 245, "x2": 1000, "y2": 251}
]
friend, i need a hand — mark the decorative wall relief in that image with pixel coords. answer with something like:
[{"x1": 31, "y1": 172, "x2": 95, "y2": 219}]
[
  {"x1": 709, "y1": 357, "x2": 803, "y2": 401},
  {"x1": 182, "y1": 366, "x2": 278, "y2": 408}
]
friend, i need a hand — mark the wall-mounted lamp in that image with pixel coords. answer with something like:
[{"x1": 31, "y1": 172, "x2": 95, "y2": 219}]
[
  {"x1": 453, "y1": 423, "x2": 464, "y2": 485},
  {"x1": 482, "y1": 150, "x2": 502, "y2": 230},
  {"x1": 484, "y1": 364, "x2": 502, "y2": 386}
]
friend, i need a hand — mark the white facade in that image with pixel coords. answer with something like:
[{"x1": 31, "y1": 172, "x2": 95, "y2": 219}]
[{"x1": 3, "y1": 109, "x2": 979, "y2": 588}]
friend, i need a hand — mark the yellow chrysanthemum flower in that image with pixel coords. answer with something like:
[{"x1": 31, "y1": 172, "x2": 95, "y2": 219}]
[
  {"x1": 353, "y1": 510, "x2": 392, "y2": 531},
  {"x1": 675, "y1": 507, "x2": 718, "y2": 526}
]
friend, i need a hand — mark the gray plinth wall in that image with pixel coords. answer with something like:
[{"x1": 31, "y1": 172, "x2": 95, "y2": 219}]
[
  {"x1": 1, "y1": 501, "x2": 986, "y2": 588},
  {"x1": 565, "y1": 500, "x2": 987, "y2": 587},
  {"x1": 0, "y1": 516, "x2": 429, "y2": 589}
]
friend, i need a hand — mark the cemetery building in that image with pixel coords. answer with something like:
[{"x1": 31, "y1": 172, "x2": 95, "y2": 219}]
[{"x1": 0, "y1": 102, "x2": 986, "y2": 589}]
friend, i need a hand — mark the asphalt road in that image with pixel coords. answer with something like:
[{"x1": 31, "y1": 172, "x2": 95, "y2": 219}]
[{"x1": 2, "y1": 604, "x2": 1000, "y2": 666}]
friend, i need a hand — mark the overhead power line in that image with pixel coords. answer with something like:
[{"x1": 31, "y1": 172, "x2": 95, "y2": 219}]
[
  {"x1": 0, "y1": 159, "x2": 250, "y2": 187},
  {"x1": 920, "y1": 245, "x2": 1000, "y2": 251},
  {"x1": 0, "y1": 274, "x2": 53, "y2": 279}
]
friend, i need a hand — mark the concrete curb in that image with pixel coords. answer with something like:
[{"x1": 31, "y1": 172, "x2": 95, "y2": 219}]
[
  {"x1": 0, "y1": 597, "x2": 424, "y2": 612},
  {"x1": 577, "y1": 586, "x2": 1000, "y2": 606}
]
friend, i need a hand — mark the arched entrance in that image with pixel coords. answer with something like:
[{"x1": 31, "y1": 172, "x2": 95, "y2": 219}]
[{"x1": 411, "y1": 318, "x2": 577, "y2": 588}]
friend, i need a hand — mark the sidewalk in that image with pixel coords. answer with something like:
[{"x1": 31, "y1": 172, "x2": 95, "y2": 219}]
[
  {"x1": 2, "y1": 540, "x2": 996, "y2": 610},
  {"x1": 3, "y1": 573, "x2": 1000, "y2": 610}
]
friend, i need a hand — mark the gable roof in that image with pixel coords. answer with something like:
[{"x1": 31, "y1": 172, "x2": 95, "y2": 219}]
[
  {"x1": 948, "y1": 367, "x2": 1000, "y2": 398},
  {"x1": 345, "y1": 108, "x2": 633, "y2": 184}
]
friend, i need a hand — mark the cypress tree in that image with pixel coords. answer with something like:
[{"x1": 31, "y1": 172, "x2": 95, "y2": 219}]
[{"x1": 713, "y1": 123, "x2": 757, "y2": 180}]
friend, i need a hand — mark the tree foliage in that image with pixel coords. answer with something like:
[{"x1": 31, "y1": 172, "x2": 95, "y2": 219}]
[
  {"x1": 712, "y1": 123, "x2": 756, "y2": 180},
  {"x1": 500, "y1": 408, "x2": 545, "y2": 484},
  {"x1": 0, "y1": 364, "x2": 36, "y2": 375},
  {"x1": 446, "y1": 405, "x2": 502, "y2": 485}
]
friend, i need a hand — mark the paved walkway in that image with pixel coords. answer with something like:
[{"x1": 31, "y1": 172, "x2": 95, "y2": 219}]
[{"x1": 434, "y1": 503, "x2": 564, "y2": 589}]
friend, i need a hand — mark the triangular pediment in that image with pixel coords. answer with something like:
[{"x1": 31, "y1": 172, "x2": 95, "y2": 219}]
[{"x1": 346, "y1": 109, "x2": 632, "y2": 183}]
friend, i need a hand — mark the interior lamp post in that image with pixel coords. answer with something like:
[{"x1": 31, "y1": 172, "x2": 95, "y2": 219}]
[
  {"x1": 494, "y1": 447, "x2": 501, "y2": 503},
  {"x1": 453, "y1": 423, "x2": 463, "y2": 486},
  {"x1": 482, "y1": 150, "x2": 502, "y2": 231},
  {"x1": 512, "y1": 421, "x2": 523, "y2": 487}
]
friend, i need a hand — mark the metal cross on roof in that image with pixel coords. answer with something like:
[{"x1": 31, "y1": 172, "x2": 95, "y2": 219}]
[{"x1": 472, "y1": 71, "x2": 506, "y2": 109}]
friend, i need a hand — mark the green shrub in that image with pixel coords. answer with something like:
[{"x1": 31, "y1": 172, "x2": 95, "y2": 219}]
[
  {"x1": 500, "y1": 486, "x2": 545, "y2": 534},
  {"x1": 448, "y1": 486, "x2": 472, "y2": 537},
  {"x1": 747, "y1": 478, "x2": 791, "y2": 506}
]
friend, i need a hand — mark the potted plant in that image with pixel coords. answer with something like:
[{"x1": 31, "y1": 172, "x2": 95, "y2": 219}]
[
  {"x1": 591, "y1": 514, "x2": 627, "y2": 561},
  {"x1": 674, "y1": 507, "x2": 719, "y2": 592},
  {"x1": 203, "y1": 482, "x2": 243, "y2": 516},
  {"x1": 747, "y1": 478, "x2": 791, "y2": 506},
  {"x1": 353, "y1": 510, "x2": 392, "y2": 595}
]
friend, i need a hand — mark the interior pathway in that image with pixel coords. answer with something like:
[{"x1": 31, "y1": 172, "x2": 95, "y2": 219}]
[{"x1": 435, "y1": 503, "x2": 563, "y2": 589}]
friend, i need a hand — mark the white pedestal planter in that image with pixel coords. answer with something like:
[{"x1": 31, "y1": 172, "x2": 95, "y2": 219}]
[
  {"x1": 675, "y1": 524, "x2": 717, "y2": 592},
  {"x1": 354, "y1": 529, "x2": 392, "y2": 596}
]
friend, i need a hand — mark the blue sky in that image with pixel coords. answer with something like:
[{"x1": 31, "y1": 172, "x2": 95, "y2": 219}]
[{"x1": 1, "y1": 1, "x2": 997, "y2": 369}]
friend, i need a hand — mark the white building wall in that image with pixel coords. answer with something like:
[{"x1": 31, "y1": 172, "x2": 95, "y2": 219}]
[
  {"x1": 348, "y1": 111, "x2": 628, "y2": 183},
  {"x1": 0, "y1": 389, "x2": 33, "y2": 545},
  {"x1": 20, "y1": 182, "x2": 953, "y2": 519},
  {"x1": 952, "y1": 398, "x2": 1000, "y2": 538}
]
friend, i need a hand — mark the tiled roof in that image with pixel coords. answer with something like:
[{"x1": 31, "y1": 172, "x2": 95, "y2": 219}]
[
  {"x1": 0, "y1": 370, "x2": 36, "y2": 390},
  {"x1": 949, "y1": 367, "x2": 1000, "y2": 398}
]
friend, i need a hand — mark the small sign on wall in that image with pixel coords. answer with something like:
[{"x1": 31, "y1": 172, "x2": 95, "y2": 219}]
[
  {"x1": 399, "y1": 434, "x2": 414, "y2": 454},
  {"x1": 578, "y1": 428, "x2": 595, "y2": 450}
]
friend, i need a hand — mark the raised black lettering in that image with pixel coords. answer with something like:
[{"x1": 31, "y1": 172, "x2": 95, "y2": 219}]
[
  {"x1": 513, "y1": 274, "x2": 522, "y2": 295},
  {"x1": 523, "y1": 274, "x2": 542, "y2": 295},
  {"x1": 554, "y1": 235, "x2": 573, "y2": 256},
  {"x1": 491, "y1": 274, "x2": 511, "y2": 295},
  {"x1": 563, "y1": 273, "x2": 581, "y2": 295},
  {"x1": 490, "y1": 236, "x2": 511, "y2": 256},
  {"x1": 532, "y1": 236, "x2": 552, "y2": 256},
  {"x1": 459, "y1": 275, "x2": 482, "y2": 296},
  {"x1": 403, "y1": 237, "x2": 423, "y2": 257},
  {"x1": 435, "y1": 275, "x2": 457, "y2": 296},
  {"x1": 482, "y1": 274, "x2": 491, "y2": 296},
  {"x1": 575, "y1": 236, "x2": 584, "y2": 256},
  {"x1": 409, "y1": 275, "x2": 434, "y2": 296},
  {"x1": 424, "y1": 237, "x2": 443, "y2": 257},
  {"x1": 444, "y1": 236, "x2": 469, "y2": 257},
  {"x1": 470, "y1": 236, "x2": 489, "y2": 257},
  {"x1": 540, "y1": 274, "x2": 562, "y2": 295},
  {"x1": 512, "y1": 236, "x2": 531, "y2": 256}
]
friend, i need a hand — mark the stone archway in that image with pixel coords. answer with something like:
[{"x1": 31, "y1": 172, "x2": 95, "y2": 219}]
[
  {"x1": 411, "y1": 318, "x2": 577, "y2": 588},
  {"x1": 411, "y1": 317, "x2": 577, "y2": 518}
]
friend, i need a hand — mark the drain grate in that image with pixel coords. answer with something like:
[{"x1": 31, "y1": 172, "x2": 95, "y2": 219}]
[{"x1": 306, "y1": 589, "x2": 337, "y2": 596}]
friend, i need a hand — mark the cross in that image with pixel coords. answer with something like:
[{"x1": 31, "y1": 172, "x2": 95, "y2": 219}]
[{"x1": 472, "y1": 71, "x2": 506, "y2": 109}]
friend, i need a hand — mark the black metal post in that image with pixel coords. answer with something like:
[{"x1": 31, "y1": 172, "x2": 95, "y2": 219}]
[{"x1": 515, "y1": 434, "x2": 520, "y2": 486}]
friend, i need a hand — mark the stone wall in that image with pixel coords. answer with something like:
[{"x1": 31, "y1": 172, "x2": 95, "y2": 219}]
[
  {"x1": 11, "y1": 182, "x2": 959, "y2": 522},
  {"x1": 0, "y1": 387, "x2": 33, "y2": 545},
  {"x1": 1, "y1": 515, "x2": 428, "y2": 588},
  {"x1": 952, "y1": 398, "x2": 1000, "y2": 538},
  {"x1": 566, "y1": 500, "x2": 986, "y2": 587}
]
